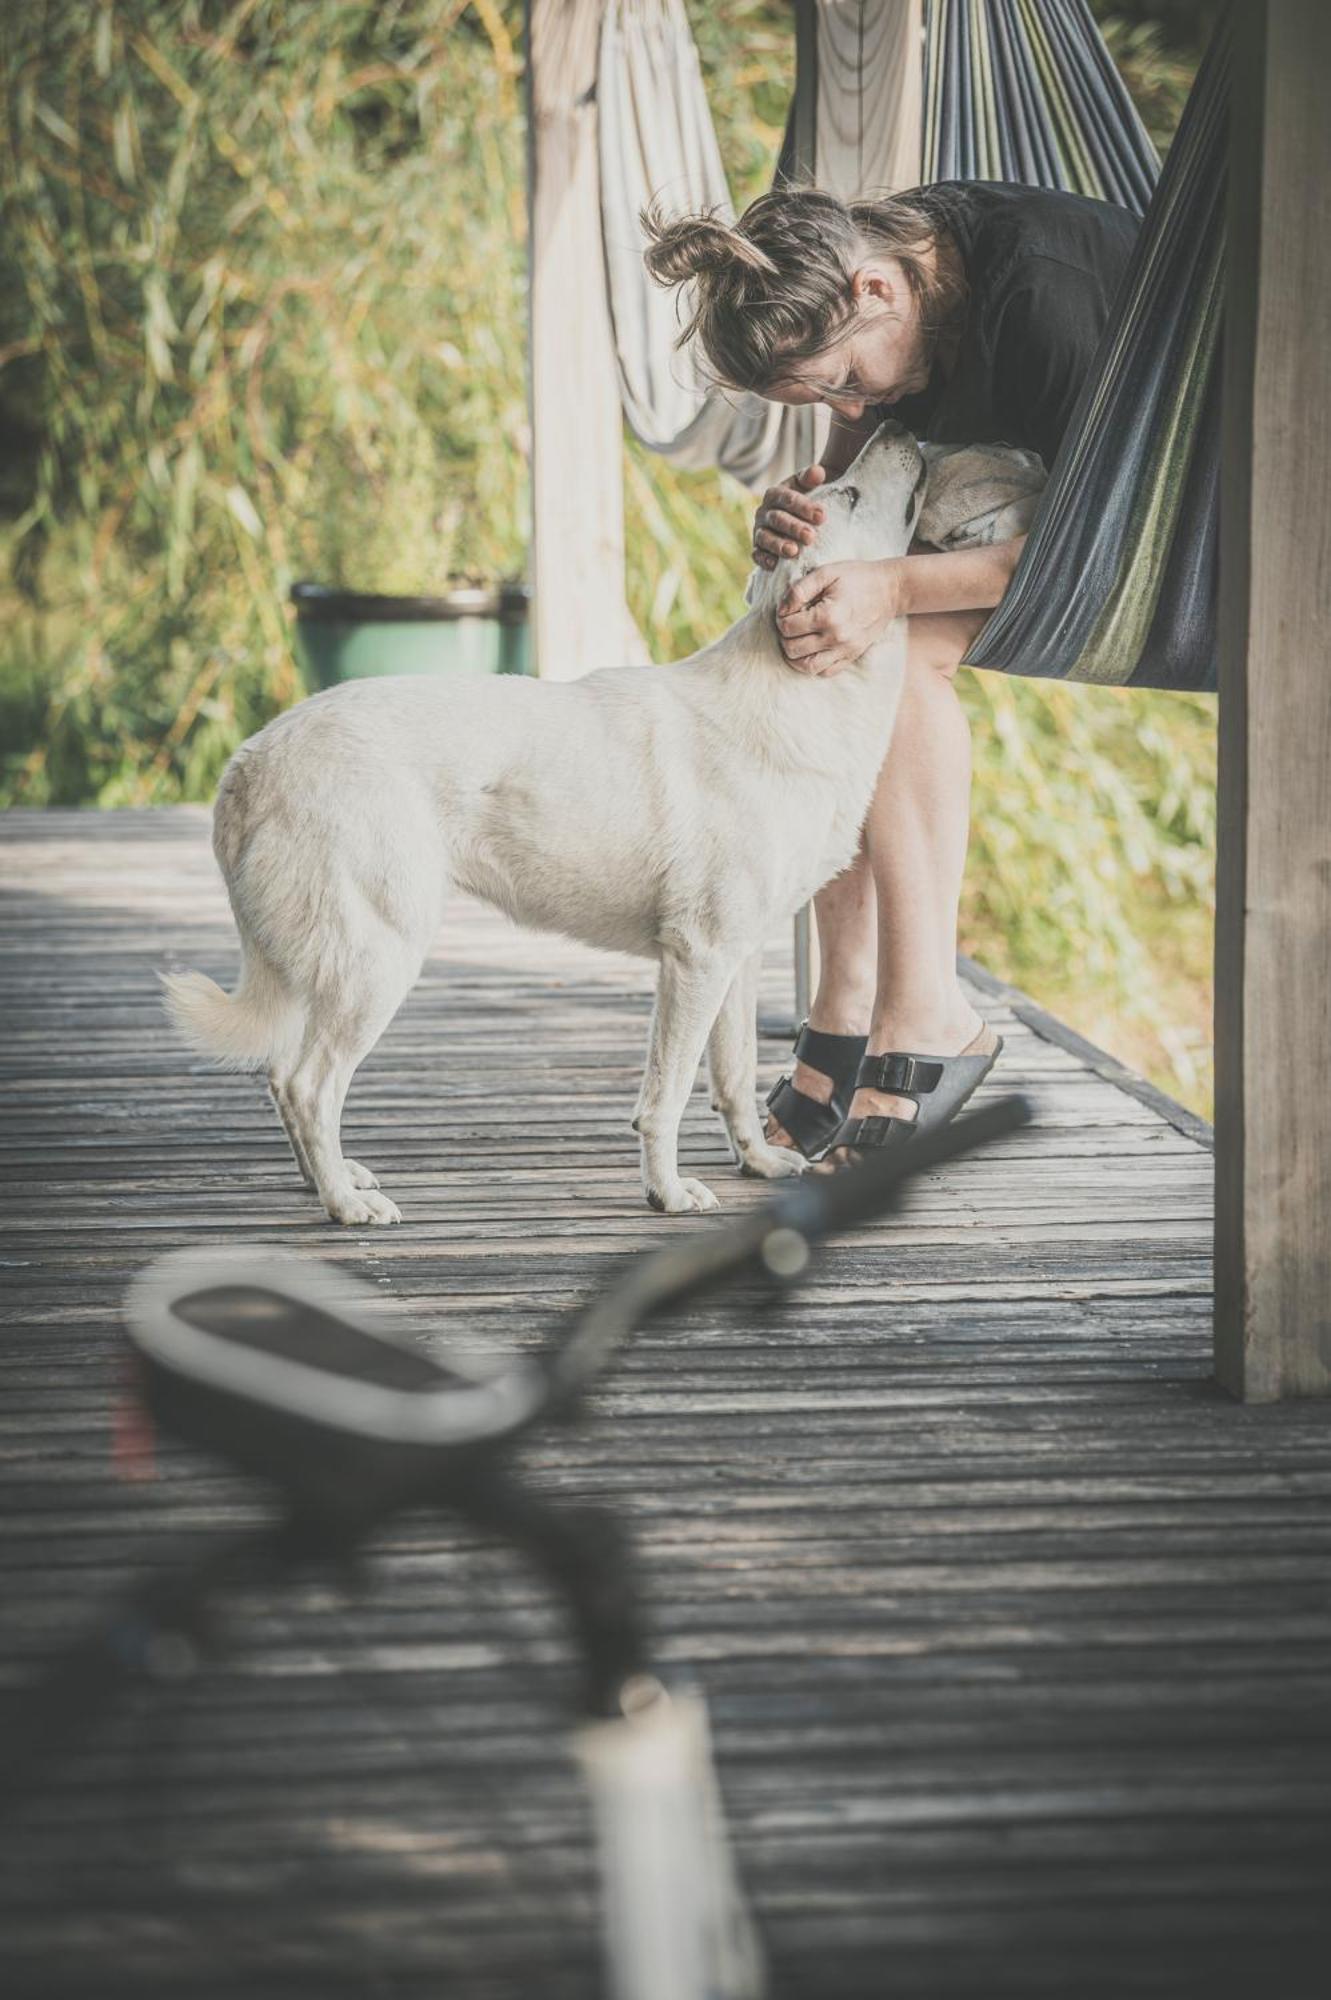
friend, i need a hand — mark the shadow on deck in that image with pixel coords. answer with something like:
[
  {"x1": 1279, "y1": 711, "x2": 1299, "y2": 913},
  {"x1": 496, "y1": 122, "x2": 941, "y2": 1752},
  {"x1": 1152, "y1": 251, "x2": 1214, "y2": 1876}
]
[{"x1": 1, "y1": 809, "x2": 1328, "y2": 1999}]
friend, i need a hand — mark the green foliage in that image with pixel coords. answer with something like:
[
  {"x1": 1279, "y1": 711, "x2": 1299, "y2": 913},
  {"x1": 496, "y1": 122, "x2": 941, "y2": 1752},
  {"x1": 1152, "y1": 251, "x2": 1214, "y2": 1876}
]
[
  {"x1": 0, "y1": 0, "x2": 1215, "y2": 1112},
  {"x1": 1093, "y1": 6, "x2": 1215, "y2": 150},
  {"x1": 1, "y1": 0, "x2": 529, "y2": 806}
]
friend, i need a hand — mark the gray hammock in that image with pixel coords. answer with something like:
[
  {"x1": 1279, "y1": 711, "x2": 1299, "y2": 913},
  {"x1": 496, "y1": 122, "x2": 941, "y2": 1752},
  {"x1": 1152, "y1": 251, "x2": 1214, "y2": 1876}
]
[
  {"x1": 599, "y1": 0, "x2": 1222, "y2": 695},
  {"x1": 597, "y1": 0, "x2": 785, "y2": 487}
]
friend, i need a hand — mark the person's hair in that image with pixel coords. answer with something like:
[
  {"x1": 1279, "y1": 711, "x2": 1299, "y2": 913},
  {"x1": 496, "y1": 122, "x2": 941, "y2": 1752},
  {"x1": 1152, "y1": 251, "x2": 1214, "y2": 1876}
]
[{"x1": 641, "y1": 184, "x2": 966, "y2": 394}]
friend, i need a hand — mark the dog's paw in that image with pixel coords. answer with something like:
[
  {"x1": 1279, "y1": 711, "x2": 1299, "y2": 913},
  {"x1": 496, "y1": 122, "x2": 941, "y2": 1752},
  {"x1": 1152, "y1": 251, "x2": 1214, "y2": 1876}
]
[
  {"x1": 646, "y1": 1176, "x2": 721, "y2": 1216},
  {"x1": 738, "y1": 1139, "x2": 809, "y2": 1181},
  {"x1": 326, "y1": 1187, "x2": 402, "y2": 1227},
  {"x1": 343, "y1": 1159, "x2": 381, "y2": 1190}
]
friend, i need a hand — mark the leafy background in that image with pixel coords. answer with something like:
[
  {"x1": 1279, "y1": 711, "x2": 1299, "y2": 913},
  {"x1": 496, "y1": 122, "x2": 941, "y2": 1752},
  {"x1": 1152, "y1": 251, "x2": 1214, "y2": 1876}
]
[{"x1": 0, "y1": 0, "x2": 1217, "y2": 1112}]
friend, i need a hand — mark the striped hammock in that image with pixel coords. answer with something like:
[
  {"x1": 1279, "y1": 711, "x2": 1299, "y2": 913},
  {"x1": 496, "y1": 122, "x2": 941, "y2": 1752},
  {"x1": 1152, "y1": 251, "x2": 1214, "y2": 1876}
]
[
  {"x1": 922, "y1": 0, "x2": 1158, "y2": 211},
  {"x1": 957, "y1": 5, "x2": 1225, "y2": 693},
  {"x1": 599, "y1": 0, "x2": 1224, "y2": 694}
]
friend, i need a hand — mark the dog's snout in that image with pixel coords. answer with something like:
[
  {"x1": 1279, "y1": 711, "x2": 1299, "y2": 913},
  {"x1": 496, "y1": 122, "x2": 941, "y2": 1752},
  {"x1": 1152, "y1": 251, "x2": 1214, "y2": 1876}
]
[
  {"x1": 866, "y1": 417, "x2": 923, "y2": 475},
  {"x1": 903, "y1": 455, "x2": 927, "y2": 529},
  {"x1": 867, "y1": 418, "x2": 908, "y2": 452}
]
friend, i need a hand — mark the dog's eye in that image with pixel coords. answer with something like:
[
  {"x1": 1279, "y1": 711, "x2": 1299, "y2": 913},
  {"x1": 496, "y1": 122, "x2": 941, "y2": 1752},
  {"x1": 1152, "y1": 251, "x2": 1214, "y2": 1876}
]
[{"x1": 842, "y1": 486, "x2": 860, "y2": 511}]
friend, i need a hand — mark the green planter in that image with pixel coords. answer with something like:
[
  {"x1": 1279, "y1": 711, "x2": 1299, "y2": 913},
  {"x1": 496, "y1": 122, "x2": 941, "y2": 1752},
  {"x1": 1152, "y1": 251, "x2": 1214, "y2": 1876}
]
[{"x1": 291, "y1": 582, "x2": 531, "y2": 690}]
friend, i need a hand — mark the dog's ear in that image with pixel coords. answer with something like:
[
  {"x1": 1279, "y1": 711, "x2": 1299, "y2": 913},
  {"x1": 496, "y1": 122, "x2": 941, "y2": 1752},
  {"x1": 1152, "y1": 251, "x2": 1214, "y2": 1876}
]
[
  {"x1": 915, "y1": 441, "x2": 1047, "y2": 551},
  {"x1": 927, "y1": 493, "x2": 1043, "y2": 550}
]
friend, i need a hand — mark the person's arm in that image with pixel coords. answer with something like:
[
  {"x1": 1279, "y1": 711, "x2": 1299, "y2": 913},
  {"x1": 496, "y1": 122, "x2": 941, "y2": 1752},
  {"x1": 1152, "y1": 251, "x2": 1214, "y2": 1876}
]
[
  {"x1": 895, "y1": 537, "x2": 1025, "y2": 618},
  {"x1": 775, "y1": 538, "x2": 1025, "y2": 676}
]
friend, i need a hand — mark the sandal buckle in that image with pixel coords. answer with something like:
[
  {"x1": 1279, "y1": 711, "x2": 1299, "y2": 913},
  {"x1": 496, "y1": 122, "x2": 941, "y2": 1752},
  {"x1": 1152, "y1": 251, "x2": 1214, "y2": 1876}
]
[{"x1": 857, "y1": 1052, "x2": 945, "y2": 1095}]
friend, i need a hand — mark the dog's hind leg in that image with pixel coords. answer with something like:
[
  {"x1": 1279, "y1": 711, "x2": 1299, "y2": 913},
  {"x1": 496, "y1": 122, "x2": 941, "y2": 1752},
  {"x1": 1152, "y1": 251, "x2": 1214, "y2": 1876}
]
[
  {"x1": 258, "y1": 993, "x2": 375, "y2": 1195},
  {"x1": 635, "y1": 951, "x2": 735, "y2": 1215},
  {"x1": 284, "y1": 1025, "x2": 400, "y2": 1226},
  {"x1": 283, "y1": 946, "x2": 420, "y2": 1226},
  {"x1": 268, "y1": 1071, "x2": 315, "y2": 1189},
  {"x1": 707, "y1": 952, "x2": 806, "y2": 1183},
  {"x1": 269, "y1": 1069, "x2": 380, "y2": 1191}
]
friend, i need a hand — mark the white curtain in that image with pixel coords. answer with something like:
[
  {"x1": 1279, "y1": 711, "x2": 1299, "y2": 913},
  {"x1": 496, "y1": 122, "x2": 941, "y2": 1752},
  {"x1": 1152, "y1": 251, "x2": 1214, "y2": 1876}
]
[{"x1": 597, "y1": 0, "x2": 797, "y2": 490}]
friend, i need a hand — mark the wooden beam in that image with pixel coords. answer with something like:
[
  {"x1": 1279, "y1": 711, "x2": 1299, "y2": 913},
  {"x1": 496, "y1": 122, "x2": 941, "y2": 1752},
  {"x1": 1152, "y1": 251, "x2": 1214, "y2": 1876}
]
[
  {"x1": 526, "y1": 0, "x2": 628, "y2": 679},
  {"x1": 1215, "y1": 0, "x2": 1331, "y2": 1401}
]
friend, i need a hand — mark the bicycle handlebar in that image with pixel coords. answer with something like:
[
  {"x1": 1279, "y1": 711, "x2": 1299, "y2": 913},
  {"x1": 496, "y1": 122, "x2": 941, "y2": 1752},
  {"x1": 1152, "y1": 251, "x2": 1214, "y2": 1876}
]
[
  {"x1": 0, "y1": 1093, "x2": 1028, "y2": 1804},
  {"x1": 546, "y1": 1095, "x2": 1031, "y2": 1415},
  {"x1": 121, "y1": 1096, "x2": 1031, "y2": 1471}
]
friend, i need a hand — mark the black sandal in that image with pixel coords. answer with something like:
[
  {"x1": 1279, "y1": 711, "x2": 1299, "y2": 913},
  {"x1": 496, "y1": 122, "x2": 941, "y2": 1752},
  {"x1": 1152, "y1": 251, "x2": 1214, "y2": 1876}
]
[
  {"x1": 764, "y1": 1021, "x2": 869, "y2": 1160},
  {"x1": 826, "y1": 1032, "x2": 1004, "y2": 1157}
]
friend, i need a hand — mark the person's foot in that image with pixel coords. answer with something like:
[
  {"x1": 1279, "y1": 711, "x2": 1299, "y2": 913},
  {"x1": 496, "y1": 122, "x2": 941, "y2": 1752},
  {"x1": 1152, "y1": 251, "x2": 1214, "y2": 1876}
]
[
  {"x1": 816, "y1": 1009, "x2": 998, "y2": 1171},
  {"x1": 765, "y1": 1005, "x2": 873, "y2": 1153}
]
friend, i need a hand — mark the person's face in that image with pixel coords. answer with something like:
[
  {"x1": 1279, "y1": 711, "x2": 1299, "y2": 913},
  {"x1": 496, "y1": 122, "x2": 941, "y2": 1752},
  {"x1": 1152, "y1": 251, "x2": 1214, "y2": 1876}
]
[{"x1": 765, "y1": 261, "x2": 932, "y2": 421}]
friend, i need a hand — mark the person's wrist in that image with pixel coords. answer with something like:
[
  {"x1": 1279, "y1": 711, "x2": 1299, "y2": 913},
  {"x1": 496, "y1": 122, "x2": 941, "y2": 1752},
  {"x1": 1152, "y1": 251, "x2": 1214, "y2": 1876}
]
[{"x1": 878, "y1": 557, "x2": 909, "y2": 623}]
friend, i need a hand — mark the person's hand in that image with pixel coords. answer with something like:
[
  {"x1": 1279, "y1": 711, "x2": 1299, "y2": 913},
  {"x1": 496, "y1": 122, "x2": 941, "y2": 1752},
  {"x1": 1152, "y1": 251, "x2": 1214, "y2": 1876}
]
[
  {"x1": 776, "y1": 559, "x2": 907, "y2": 677},
  {"x1": 752, "y1": 465, "x2": 827, "y2": 570}
]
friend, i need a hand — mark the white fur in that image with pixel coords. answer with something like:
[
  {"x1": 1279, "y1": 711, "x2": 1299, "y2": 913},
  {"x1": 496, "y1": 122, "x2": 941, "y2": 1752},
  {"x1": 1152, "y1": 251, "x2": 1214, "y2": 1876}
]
[{"x1": 164, "y1": 425, "x2": 1043, "y2": 1224}]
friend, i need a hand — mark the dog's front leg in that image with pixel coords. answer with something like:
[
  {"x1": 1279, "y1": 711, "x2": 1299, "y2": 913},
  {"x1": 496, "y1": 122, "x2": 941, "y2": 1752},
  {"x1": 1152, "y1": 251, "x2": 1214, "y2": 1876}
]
[
  {"x1": 636, "y1": 951, "x2": 734, "y2": 1214},
  {"x1": 708, "y1": 953, "x2": 806, "y2": 1181}
]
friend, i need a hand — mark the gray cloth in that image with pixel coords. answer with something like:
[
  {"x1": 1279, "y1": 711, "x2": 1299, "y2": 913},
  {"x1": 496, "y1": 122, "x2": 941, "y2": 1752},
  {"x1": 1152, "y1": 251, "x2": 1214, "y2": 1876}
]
[{"x1": 597, "y1": 0, "x2": 797, "y2": 490}]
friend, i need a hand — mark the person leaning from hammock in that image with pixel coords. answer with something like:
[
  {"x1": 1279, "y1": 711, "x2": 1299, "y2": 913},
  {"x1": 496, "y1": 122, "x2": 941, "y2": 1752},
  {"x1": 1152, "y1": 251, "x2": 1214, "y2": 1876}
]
[{"x1": 644, "y1": 182, "x2": 1137, "y2": 1163}]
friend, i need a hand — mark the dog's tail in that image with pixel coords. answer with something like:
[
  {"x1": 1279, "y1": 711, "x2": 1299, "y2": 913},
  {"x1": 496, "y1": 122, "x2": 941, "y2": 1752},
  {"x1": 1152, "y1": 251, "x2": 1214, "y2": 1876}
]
[{"x1": 160, "y1": 956, "x2": 300, "y2": 1072}]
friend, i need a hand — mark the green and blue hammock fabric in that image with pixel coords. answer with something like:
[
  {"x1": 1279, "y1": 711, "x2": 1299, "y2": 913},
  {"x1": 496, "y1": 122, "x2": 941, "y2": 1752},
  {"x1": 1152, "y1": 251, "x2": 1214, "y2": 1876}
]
[
  {"x1": 598, "y1": 0, "x2": 1225, "y2": 695},
  {"x1": 922, "y1": 0, "x2": 1158, "y2": 209},
  {"x1": 927, "y1": 1, "x2": 1224, "y2": 695}
]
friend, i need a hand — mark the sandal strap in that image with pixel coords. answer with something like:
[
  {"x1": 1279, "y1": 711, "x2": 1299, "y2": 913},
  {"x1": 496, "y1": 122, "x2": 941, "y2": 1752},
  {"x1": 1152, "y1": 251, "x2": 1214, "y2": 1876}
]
[
  {"x1": 792, "y1": 1021, "x2": 869, "y2": 1088},
  {"x1": 854, "y1": 1052, "x2": 945, "y2": 1096},
  {"x1": 834, "y1": 1113, "x2": 917, "y2": 1152},
  {"x1": 764, "y1": 1073, "x2": 846, "y2": 1158}
]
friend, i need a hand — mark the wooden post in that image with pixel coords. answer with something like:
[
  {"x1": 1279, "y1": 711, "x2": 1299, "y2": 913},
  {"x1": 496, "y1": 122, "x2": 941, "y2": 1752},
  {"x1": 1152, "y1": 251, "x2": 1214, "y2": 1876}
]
[
  {"x1": 1214, "y1": 0, "x2": 1331, "y2": 1401},
  {"x1": 526, "y1": 0, "x2": 628, "y2": 680}
]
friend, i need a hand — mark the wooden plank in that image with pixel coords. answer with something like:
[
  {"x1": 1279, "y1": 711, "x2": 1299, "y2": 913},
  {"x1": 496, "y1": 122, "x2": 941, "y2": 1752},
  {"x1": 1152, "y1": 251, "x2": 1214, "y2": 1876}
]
[
  {"x1": 526, "y1": 0, "x2": 629, "y2": 679},
  {"x1": 1215, "y1": 0, "x2": 1331, "y2": 1400},
  {"x1": 2, "y1": 810, "x2": 1328, "y2": 2000}
]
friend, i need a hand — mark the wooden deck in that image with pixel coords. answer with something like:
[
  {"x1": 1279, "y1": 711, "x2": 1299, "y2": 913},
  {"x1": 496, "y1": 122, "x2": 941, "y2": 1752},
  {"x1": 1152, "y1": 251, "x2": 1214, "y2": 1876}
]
[{"x1": 2, "y1": 807, "x2": 1329, "y2": 2000}]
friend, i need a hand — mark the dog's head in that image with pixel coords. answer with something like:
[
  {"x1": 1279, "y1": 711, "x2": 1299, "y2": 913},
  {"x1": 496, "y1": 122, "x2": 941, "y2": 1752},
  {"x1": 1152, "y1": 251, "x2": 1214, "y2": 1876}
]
[
  {"x1": 747, "y1": 419, "x2": 926, "y2": 616},
  {"x1": 914, "y1": 441, "x2": 1047, "y2": 552}
]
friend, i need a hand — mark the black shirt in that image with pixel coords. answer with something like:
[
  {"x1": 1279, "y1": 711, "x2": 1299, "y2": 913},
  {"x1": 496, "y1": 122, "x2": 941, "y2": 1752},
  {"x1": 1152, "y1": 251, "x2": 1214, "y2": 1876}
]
[{"x1": 884, "y1": 181, "x2": 1140, "y2": 471}]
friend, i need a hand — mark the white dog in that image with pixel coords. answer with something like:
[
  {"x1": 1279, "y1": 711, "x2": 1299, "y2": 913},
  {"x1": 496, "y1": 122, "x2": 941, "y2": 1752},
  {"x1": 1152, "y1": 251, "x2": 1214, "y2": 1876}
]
[{"x1": 164, "y1": 424, "x2": 1043, "y2": 1224}]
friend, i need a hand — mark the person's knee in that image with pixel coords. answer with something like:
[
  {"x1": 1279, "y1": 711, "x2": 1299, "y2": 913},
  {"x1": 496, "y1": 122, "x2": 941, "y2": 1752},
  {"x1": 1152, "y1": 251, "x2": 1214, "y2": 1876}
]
[{"x1": 904, "y1": 610, "x2": 985, "y2": 683}]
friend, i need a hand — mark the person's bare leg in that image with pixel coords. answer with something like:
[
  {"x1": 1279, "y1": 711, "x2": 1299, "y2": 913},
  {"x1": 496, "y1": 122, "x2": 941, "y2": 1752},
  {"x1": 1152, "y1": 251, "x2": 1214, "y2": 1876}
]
[
  {"x1": 763, "y1": 843, "x2": 877, "y2": 1146},
  {"x1": 842, "y1": 608, "x2": 996, "y2": 1137},
  {"x1": 768, "y1": 610, "x2": 990, "y2": 1150}
]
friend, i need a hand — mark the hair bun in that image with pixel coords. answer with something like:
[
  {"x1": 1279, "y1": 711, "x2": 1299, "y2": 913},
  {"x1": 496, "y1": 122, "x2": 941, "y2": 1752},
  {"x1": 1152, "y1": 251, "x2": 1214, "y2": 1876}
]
[{"x1": 641, "y1": 203, "x2": 778, "y2": 288}]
